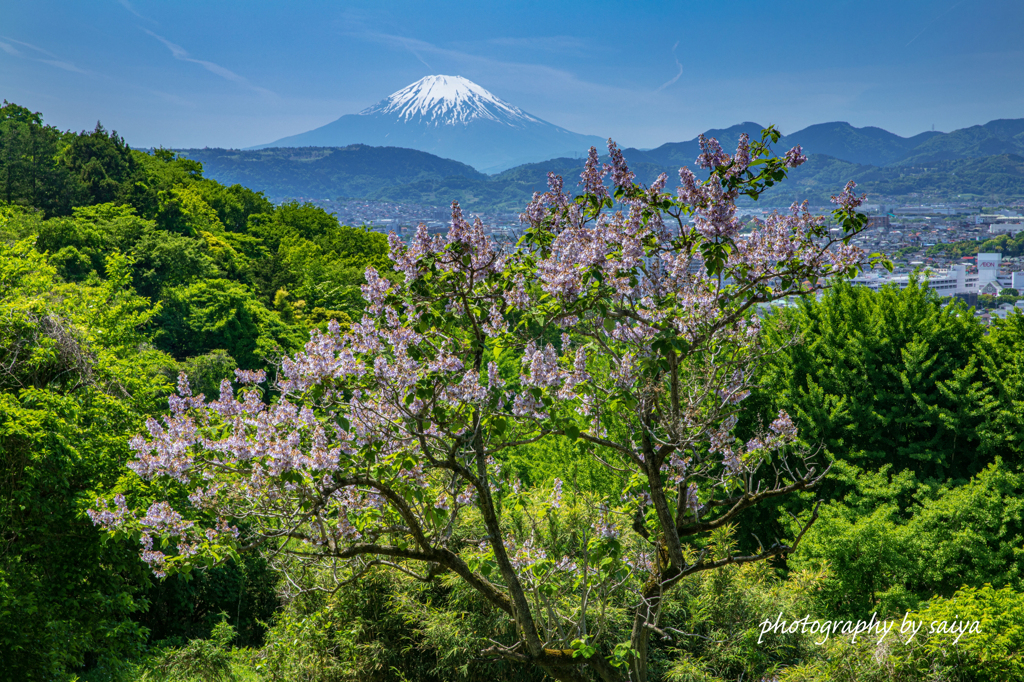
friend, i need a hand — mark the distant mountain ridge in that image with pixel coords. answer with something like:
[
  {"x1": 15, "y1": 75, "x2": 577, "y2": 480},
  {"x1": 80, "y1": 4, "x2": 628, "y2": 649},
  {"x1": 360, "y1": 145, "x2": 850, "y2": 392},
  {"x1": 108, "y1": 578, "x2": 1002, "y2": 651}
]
[
  {"x1": 780, "y1": 123, "x2": 942, "y2": 166},
  {"x1": 177, "y1": 145, "x2": 487, "y2": 201},
  {"x1": 188, "y1": 116, "x2": 1024, "y2": 212},
  {"x1": 618, "y1": 119, "x2": 1024, "y2": 170},
  {"x1": 252, "y1": 75, "x2": 605, "y2": 173},
  {"x1": 249, "y1": 72, "x2": 1024, "y2": 175},
  {"x1": 893, "y1": 119, "x2": 1024, "y2": 166}
]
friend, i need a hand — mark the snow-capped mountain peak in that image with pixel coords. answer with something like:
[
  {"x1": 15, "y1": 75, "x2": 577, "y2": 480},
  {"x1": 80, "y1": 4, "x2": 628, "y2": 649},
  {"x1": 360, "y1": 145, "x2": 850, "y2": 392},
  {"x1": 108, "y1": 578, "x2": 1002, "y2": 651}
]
[
  {"x1": 255, "y1": 74, "x2": 604, "y2": 171},
  {"x1": 360, "y1": 75, "x2": 541, "y2": 128}
]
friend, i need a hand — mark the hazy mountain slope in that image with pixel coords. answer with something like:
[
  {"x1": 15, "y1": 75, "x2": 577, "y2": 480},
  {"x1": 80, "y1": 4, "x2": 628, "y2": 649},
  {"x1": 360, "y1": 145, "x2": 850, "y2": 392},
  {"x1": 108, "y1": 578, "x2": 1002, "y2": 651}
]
[
  {"x1": 491, "y1": 156, "x2": 669, "y2": 192},
  {"x1": 176, "y1": 145, "x2": 487, "y2": 201},
  {"x1": 777, "y1": 122, "x2": 931, "y2": 166},
  {"x1": 617, "y1": 120, "x2": 923, "y2": 170},
  {"x1": 621, "y1": 123, "x2": 766, "y2": 169},
  {"x1": 866, "y1": 153, "x2": 1024, "y2": 197},
  {"x1": 251, "y1": 75, "x2": 605, "y2": 172},
  {"x1": 186, "y1": 116, "x2": 1024, "y2": 211},
  {"x1": 759, "y1": 153, "x2": 1024, "y2": 204},
  {"x1": 893, "y1": 119, "x2": 1024, "y2": 166}
]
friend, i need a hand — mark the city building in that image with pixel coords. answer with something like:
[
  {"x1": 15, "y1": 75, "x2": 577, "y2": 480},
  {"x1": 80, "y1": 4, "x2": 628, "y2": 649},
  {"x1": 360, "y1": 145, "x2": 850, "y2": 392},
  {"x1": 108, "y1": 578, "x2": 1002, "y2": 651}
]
[{"x1": 989, "y1": 222, "x2": 1024, "y2": 235}]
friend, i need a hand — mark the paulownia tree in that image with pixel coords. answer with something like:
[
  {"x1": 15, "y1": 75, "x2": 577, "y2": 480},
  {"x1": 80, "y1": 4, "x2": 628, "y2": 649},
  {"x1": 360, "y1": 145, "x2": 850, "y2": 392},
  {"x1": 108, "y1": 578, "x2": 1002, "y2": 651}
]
[{"x1": 90, "y1": 129, "x2": 873, "y2": 682}]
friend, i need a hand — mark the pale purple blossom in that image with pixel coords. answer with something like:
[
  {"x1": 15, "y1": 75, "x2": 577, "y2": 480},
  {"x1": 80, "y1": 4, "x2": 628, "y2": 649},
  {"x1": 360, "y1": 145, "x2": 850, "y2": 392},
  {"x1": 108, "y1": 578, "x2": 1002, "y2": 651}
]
[
  {"x1": 696, "y1": 134, "x2": 730, "y2": 169},
  {"x1": 784, "y1": 145, "x2": 808, "y2": 168},
  {"x1": 831, "y1": 180, "x2": 866, "y2": 212},
  {"x1": 507, "y1": 274, "x2": 530, "y2": 309},
  {"x1": 580, "y1": 146, "x2": 608, "y2": 198},
  {"x1": 487, "y1": 361, "x2": 505, "y2": 390},
  {"x1": 731, "y1": 133, "x2": 751, "y2": 174},
  {"x1": 770, "y1": 410, "x2": 798, "y2": 438},
  {"x1": 550, "y1": 478, "x2": 563, "y2": 508},
  {"x1": 606, "y1": 139, "x2": 636, "y2": 188},
  {"x1": 233, "y1": 368, "x2": 266, "y2": 385},
  {"x1": 360, "y1": 267, "x2": 391, "y2": 314}
]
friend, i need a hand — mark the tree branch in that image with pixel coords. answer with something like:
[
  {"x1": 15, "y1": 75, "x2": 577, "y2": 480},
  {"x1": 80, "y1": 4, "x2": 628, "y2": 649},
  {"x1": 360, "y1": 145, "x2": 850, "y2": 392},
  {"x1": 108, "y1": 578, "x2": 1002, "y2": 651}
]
[{"x1": 676, "y1": 464, "x2": 827, "y2": 537}]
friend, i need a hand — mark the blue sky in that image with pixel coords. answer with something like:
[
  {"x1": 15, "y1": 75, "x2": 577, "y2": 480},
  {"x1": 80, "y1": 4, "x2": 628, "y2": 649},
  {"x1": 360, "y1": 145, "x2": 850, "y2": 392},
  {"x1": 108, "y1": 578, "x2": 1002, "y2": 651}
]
[{"x1": 3, "y1": 0, "x2": 1022, "y2": 149}]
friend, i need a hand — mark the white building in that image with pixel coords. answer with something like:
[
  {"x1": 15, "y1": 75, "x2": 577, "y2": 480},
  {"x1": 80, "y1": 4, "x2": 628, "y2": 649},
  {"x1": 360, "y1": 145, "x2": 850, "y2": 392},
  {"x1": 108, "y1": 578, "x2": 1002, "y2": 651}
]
[
  {"x1": 851, "y1": 263, "x2": 978, "y2": 295},
  {"x1": 978, "y1": 252, "x2": 1002, "y2": 286},
  {"x1": 988, "y1": 223, "x2": 1024, "y2": 235},
  {"x1": 991, "y1": 301, "x2": 1024, "y2": 320},
  {"x1": 1013, "y1": 272, "x2": 1024, "y2": 291},
  {"x1": 851, "y1": 253, "x2": 1023, "y2": 297}
]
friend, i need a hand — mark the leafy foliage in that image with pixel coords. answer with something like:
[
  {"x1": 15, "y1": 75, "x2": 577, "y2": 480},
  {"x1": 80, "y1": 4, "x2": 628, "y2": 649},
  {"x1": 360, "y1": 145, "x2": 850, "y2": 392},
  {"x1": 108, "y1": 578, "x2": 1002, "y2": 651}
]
[
  {"x1": 745, "y1": 279, "x2": 998, "y2": 481},
  {"x1": 778, "y1": 584, "x2": 1024, "y2": 682},
  {"x1": 790, "y1": 459, "x2": 1024, "y2": 615},
  {"x1": 0, "y1": 105, "x2": 384, "y2": 680},
  {"x1": 88, "y1": 129, "x2": 877, "y2": 682},
  {"x1": 3, "y1": 101, "x2": 1024, "y2": 681}
]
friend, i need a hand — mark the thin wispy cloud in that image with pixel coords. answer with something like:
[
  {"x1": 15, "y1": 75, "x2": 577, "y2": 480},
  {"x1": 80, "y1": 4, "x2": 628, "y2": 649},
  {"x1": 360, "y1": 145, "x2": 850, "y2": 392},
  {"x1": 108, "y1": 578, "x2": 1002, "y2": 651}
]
[
  {"x1": 0, "y1": 36, "x2": 89, "y2": 73},
  {"x1": 116, "y1": 0, "x2": 154, "y2": 22},
  {"x1": 482, "y1": 36, "x2": 592, "y2": 53},
  {"x1": 143, "y1": 29, "x2": 275, "y2": 97},
  {"x1": 0, "y1": 40, "x2": 22, "y2": 57},
  {"x1": 405, "y1": 43, "x2": 432, "y2": 70},
  {"x1": 335, "y1": 12, "x2": 604, "y2": 94},
  {"x1": 2, "y1": 37, "x2": 57, "y2": 58},
  {"x1": 358, "y1": 31, "x2": 634, "y2": 97},
  {"x1": 906, "y1": 0, "x2": 966, "y2": 47},
  {"x1": 39, "y1": 59, "x2": 89, "y2": 73},
  {"x1": 656, "y1": 41, "x2": 683, "y2": 92}
]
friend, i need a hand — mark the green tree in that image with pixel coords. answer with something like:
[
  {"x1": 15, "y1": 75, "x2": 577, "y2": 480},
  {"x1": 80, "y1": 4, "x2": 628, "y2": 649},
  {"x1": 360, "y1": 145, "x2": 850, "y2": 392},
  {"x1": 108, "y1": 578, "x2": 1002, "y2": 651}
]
[
  {"x1": 131, "y1": 229, "x2": 218, "y2": 299},
  {"x1": 34, "y1": 203, "x2": 154, "y2": 281},
  {"x1": 0, "y1": 101, "x2": 85, "y2": 215},
  {"x1": 155, "y1": 278, "x2": 302, "y2": 368},
  {"x1": 61, "y1": 122, "x2": 144, "y2": 208},
  {"x1": 0, "y1": 244, "x2": 170, "y2": 679},
  {"x1": 977, "y1": 311, "x2": 1024, "y2": 459},
  {"x1": 745, "y1": 279, "x2": 989, "y2": 481},
  {"x1": 790, "y1": 459, "x2": 1024, "y2": 616}
]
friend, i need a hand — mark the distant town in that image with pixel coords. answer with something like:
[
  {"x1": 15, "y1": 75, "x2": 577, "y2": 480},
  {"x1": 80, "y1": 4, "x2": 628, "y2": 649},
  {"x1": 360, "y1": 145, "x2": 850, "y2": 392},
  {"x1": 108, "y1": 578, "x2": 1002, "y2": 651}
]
[
  {"x1": 293, "y1": 196, "x2": 1024, "y2": 321},
  {"x1": 288, "y1": 197, "x2": 526, "y2": 241}
]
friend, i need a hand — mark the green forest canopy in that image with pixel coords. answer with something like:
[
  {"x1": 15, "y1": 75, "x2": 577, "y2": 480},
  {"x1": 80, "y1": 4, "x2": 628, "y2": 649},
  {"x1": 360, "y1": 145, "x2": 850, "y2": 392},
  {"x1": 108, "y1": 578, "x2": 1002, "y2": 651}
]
[{"x1": 2, "y1": 101, "x2": 1023, "y2": 681}]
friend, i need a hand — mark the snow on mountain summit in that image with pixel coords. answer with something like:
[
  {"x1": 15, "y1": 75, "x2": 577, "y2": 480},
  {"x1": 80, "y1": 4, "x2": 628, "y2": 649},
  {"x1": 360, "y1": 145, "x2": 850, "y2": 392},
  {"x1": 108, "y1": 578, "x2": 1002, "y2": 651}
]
[
  {"x1": 361, "y1": 75, "x2": 541, "y2": 127},
  {"x1": 253, "y1": 75, "x2": 604, "y2": 171}
]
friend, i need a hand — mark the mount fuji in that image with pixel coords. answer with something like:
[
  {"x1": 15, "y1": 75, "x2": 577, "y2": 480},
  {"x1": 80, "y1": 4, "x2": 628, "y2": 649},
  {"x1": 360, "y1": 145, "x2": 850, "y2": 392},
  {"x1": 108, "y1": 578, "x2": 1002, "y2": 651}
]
[{"x1": 252, "y1": 75, "x2": 605, "y2": 172}]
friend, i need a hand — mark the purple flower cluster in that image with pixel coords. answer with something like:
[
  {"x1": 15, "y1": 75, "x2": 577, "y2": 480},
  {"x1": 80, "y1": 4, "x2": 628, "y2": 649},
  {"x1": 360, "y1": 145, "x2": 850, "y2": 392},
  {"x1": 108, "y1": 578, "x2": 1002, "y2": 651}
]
[
  {"x1": 745, "y1": 409, "x2": 799, "y2": 455},
  {"x1": 696, "y1": 134, "x2": 730, "y2": 169},
  {"x1": 784, "y1": 145, "x2": 808, "y2": 168},
  {"x1": 580, "y1": 146, "x2": 609, "y2": 199},
  {"x1": 606, "y1": 139, "x2": 636, "y2": 188},
  {"x1": 831, "y1": 180, "x2": 866, "y2": 212},
  {"x1": 550, "y1": 478, "x2": 563, "y2": 508}
]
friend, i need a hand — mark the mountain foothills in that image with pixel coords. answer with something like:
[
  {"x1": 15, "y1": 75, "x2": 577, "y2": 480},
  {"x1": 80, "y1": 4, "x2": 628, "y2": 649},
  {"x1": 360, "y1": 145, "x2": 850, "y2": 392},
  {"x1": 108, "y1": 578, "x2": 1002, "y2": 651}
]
[
  {"x1": 253, "y1": 75, "x2": 605, "y2": 172},
  {"x1": 184, "y1": 114, "x2": 1024, "y2": 211},
  {"x1": 177, "y1": 145, "x2": 489, "y2": 204},
  {"x1": 2, "y1": 99, "x2": 1024, "y2": 681}
]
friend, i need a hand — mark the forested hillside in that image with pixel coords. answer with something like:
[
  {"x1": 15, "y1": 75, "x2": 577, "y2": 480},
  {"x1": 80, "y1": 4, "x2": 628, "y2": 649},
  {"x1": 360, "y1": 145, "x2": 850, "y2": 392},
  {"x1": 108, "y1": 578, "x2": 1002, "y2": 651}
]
[
  {"x1": 2, "y1": 102, "x2": 1024, "y2": 681},
  {"x1": 179, "y1": 118, "x2": 1024, "y2": 209},
  {"x1": 175, "y1": 145, "x2": 489, "y2": 203},
  {"x1": 0, "y1": 100, "x2": 394, "y2": 677}
]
